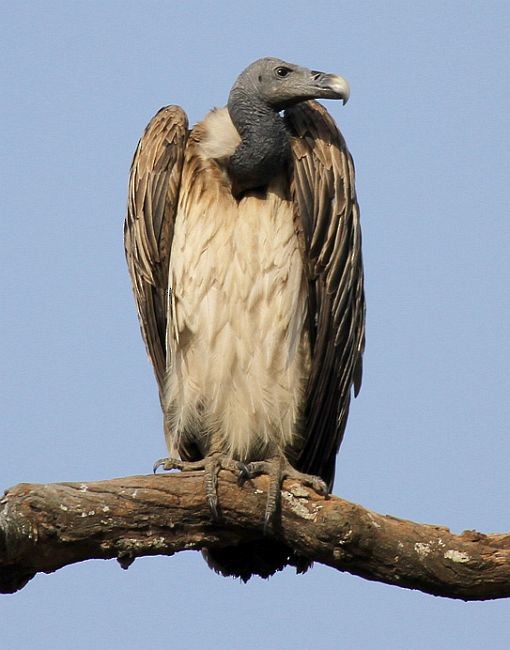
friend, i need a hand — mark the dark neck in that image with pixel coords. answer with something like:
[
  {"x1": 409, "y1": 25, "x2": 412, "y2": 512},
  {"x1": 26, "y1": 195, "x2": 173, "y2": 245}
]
[{"x1": 227, "y1": 89, "x2": 290, "y2": 196}]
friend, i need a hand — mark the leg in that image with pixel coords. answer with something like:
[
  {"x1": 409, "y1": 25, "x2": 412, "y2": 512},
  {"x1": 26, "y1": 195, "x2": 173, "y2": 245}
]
[
  {"x1": 154, "y1": 453, "x2": 246, "y2": 520},
  {"x1": 242, "y1": 456, "x2": 329, "y2": 531}
]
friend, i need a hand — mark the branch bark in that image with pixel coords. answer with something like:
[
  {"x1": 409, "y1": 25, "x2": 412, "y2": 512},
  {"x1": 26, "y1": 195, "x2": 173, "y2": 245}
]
[{"x1": 0, "y1": 471, "x2": 508, "y2": 599}]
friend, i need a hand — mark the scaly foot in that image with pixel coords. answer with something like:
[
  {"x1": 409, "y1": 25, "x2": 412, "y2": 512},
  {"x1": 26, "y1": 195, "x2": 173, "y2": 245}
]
[
  {"x1": 153, "y1": 454, "x2": 246, "y2": 520},
  {"x1": 241, "y1": 457, "x2": 329, "y2": 532}
]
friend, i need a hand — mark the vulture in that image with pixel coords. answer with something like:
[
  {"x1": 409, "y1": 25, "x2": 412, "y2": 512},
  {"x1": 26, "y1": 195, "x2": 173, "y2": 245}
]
[{"x1": 124, "y1": 57, "x2": 365, "y2": 581}]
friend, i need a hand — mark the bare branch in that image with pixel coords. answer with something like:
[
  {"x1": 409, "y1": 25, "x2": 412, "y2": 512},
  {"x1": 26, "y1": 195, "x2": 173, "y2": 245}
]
[{"x1": 1, "y1": 472, "x2": 509, "y2": 599}]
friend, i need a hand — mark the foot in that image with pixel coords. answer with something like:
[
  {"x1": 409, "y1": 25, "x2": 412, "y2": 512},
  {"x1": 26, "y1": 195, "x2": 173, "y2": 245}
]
[
  {"x1": 153, "y1": 454, "x2": 246, "y2": 520},
  {"x1": 241, "y1": 457, "x2": 329, "y2": 532}
]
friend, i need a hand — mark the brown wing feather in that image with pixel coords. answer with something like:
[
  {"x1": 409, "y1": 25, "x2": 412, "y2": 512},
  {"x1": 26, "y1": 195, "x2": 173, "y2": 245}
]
[
  {"x1": 124, "y1": 105, "x2": 189, "y2": 400},
  {"x1": 285, "y1": 100, "x2": 365, "y2": 489}
]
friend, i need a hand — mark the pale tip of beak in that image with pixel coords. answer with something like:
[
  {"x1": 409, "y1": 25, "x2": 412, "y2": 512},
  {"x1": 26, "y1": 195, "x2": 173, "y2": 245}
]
[{"x1": 329, "y1": 75, "x2": 350, "y2": 104}]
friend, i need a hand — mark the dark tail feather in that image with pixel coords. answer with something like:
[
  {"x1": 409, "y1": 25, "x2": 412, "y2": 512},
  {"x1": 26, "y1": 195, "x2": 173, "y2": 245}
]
[{"x1": 203, "y1": 540, "x2": 311, "y2": 582}]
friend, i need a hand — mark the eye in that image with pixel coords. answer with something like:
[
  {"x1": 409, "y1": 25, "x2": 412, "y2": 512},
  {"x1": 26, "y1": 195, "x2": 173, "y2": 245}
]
[{"x1": 275, "y1": 66, "x2": 292, "y2": 78}]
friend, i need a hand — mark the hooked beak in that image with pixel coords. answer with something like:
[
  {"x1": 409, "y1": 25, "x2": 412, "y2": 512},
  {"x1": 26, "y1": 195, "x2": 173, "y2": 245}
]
[{"x1": 311, "y1": 71, "x2": 350, "y2": 105}]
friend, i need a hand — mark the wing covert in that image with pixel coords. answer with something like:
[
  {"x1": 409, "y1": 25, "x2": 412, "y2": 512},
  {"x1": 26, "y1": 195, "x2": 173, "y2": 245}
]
[{"x1": 124, "y1": 105, "x2": 189, "y2": 398}]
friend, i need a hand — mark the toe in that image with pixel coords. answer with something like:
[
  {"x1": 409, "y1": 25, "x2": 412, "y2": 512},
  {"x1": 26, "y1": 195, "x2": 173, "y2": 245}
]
[
  {"x1": 310, "y1": 477, "x2": 329, "y2": 496},
  {"x1": 153, "y1": 457, "x2": 175, "y2": 473}
]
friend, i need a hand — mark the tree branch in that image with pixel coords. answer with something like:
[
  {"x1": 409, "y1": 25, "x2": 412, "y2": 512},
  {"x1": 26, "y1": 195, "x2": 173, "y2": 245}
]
[{"x1": 1, "y1": 471, "x2": 508, "y2": 599}]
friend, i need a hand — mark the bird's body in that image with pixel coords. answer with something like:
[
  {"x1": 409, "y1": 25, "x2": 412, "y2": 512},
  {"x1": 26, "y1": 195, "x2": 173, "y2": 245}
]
[
  {"x1": 125, "y1": 59, "x2": 365, "y2": 580},
  {"x1": 167, "y1": 108, "x2": 309, "y2": 465}
]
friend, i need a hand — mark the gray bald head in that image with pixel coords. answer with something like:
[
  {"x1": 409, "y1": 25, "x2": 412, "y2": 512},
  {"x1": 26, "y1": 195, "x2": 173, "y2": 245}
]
[
  {"x1": 229, "y1": 57, "x2": 350, "y2": 111},
  {"x1": 226, "y1": 57, "x2": 350, "y2": 196}
]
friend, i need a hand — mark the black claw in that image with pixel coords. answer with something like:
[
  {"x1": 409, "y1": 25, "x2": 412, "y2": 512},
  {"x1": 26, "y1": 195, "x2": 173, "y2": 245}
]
[
  {"x1": 153, "y1": 458, "x2": 165, "y2": 473},
  {"x1": 263, "y1": 509, "x2": 274, "y2": 535},
  {"x1": 236, "y1": 462, "x2": 252, "y2": 485},
  {"x1": 208, "y1": 496, "x2": 220, "y2": 521}
]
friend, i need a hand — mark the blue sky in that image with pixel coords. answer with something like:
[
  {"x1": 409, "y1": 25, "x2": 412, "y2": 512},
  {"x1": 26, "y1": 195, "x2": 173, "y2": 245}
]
[{"x1": 2, "y1": 2, "x2": 509, "y2": 648}]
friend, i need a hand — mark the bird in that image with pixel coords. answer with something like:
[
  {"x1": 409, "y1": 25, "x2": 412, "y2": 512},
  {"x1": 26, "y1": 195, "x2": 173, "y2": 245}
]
[{"x1": 124, "y1": 57, "x2": 365, "y2": 581}]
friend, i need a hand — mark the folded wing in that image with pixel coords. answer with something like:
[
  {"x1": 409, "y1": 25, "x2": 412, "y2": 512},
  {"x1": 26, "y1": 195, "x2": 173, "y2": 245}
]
[
  {"x1": 286, "y1": 100, "x2": 365, "y2": 488},
  {"x1": 124, "y1": 106, "x2": 189, "y2": 400}
]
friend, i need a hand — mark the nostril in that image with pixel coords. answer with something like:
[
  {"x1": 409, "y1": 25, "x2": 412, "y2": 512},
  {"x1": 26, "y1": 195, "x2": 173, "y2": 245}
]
[{"x1": 311, "y1": 71, "x2": 322, "y2": 81}]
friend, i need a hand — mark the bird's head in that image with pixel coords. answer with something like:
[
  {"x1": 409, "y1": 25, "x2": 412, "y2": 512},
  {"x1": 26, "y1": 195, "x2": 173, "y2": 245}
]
[{"x1": 229, "y1": 57, "x2": 350, "y2": 111}]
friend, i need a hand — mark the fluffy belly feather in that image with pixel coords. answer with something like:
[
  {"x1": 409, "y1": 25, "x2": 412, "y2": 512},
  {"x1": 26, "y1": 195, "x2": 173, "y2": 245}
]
[{"x1": 164, "y1": 163, "x2": 310, "y2": 462}]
